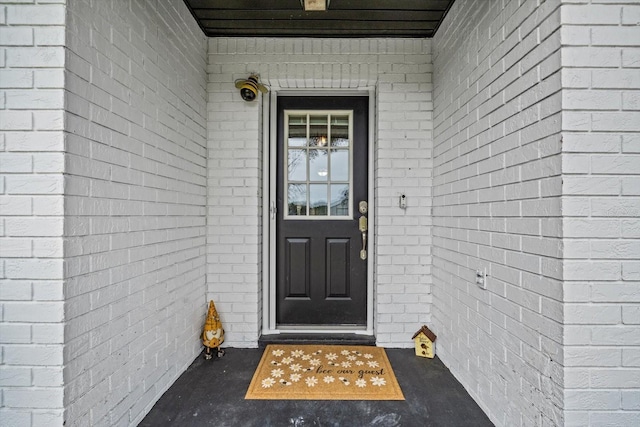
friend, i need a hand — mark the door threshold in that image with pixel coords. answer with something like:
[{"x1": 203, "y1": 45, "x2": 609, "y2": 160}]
[{"x1": 259, "y1": 333, "x2": 376, "y2": 348}]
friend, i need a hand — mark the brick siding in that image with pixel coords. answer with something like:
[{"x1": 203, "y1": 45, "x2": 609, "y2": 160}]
[
  {"x1": 1, "y1": 1, "x2": 66, "y2": 425},
  {"x1": 433, "y1": 0, "x2": 564, "y2": 425},
  {"x1": 207, "y1": 38, "x2": 434, "y2": 348},
  {"x1": 561, "y1": 1, "x2": 640, "y2": 426},
  {"x1": 62, "y1": 0, "x2": 207, "y2": 424},
  {"x1": 2, "y1": 1, "x2": 639, "y2": 425},
  {"x1": 2, "y1": 0, "x2": 207, "y2": 425}
]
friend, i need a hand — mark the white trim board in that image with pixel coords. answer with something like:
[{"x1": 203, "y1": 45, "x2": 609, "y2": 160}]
[{"x1": 261, "y1": 87, "x2": 376, "y2": 336}]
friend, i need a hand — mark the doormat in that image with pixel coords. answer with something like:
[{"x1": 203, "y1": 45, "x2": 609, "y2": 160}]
[{"x1": 245, "y1": 344, "x2": 404, "y2": 400}]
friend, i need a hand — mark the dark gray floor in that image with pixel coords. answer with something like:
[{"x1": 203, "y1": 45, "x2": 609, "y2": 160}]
[{"x1": 140, "y1": 348, "x2": 494, "y2": 427}]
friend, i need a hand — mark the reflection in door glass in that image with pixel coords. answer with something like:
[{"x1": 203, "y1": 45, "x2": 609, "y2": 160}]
[
  {"x1": 288, "y1": 184, "x2": 307, "y2": 216},
  {"x1": 308, "y1": 149, "x2": 328, "y2": 182},
  {"x1": 288, "y1": 115, "x2": 307, "y2": 147},
  {"x1": 330, "y1": 184, "x2": 349, "y2": 216},
  {"x1": 331, "y1": 115, "x2": 349, "y2": 147},
  {"x1": 309, "y1": 115, "x2": 328, "y2": 147},
  {"x1": 309, "y1": 184, "x2": 328, "y2": 216},
  {"x1": 288, "y1": 150, "x2": 307, "y2": 181},
  {"x1": 330, "y1": 150, "x2": 349, "y2": 181},
  {"x1": 285, "y1": 111, "x2": 352, "y2": 219}
]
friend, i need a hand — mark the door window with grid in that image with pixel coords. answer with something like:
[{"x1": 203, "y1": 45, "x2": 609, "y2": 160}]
[{"x1": 284, "y1": 111, "x2": 353, "y2": 219}]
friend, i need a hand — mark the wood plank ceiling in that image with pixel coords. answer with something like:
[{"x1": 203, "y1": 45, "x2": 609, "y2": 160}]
[{"x1": 183, "y1": 0, "x2": 455, "y2": 38}]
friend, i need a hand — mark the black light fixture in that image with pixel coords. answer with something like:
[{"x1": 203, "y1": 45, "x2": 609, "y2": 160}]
[
  {"x1": 302, "y1": 0, "x2": 329, "y2": 12},
  {"x1": 234, "y1": 75, "x2": 268, "y2": 102}
]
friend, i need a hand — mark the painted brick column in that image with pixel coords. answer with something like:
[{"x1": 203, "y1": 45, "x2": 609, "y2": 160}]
[
  {"x1": 561, "y1": 2, "x2": 640, "y2": 425},
  {"x1": 0, "y1": 1, "x2": 66, "y2": 425},
  {"x1": 374, "y1": 43, "x2": 433, "y2": 346},
  {"x1": 206, "y1": 44, "x2": 264, "y2": 345}
]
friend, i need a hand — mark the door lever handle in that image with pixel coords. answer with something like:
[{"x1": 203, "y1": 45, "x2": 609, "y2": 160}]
[
  {"x1": 359, "y1": 215, "x2": 367, "y2": 260},
  {"x1": 361, "y1": 231, "x2": 367, "y2": 260}
]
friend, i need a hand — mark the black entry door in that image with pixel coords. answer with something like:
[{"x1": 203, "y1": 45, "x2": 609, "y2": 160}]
[{"x1": 276, "y1": 96, "x2": 368, "y2": 326}]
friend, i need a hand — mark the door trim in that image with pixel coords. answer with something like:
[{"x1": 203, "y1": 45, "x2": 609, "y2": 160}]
[{"x1": 262, "y1": 87, "x2": 376, "y2": 336}]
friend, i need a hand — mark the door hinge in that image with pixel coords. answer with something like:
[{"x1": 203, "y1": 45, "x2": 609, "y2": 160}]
[{"x1": 270, "y1": 201, "x2": 277, "y2": 219}]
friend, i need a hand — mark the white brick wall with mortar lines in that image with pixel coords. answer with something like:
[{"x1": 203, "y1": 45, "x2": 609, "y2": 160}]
[
  {"x1": 1, "y1": 1, "x2": 66, "y2": 426},
  {"x1": 433, "y1": 1, "x2": 564, "y2": 426},
  {"x1": 62, "y1": 0, "x2": 207, "y2": 426},
  {"x1": 207, "y1": 38, "x2": 433, "y2": 348},
  {"x1": 3, "y1": 1, "x2": 636, "y2": 425},
  {"x1": 561, "y1": 2, "x2": 640, "y2": 426}
]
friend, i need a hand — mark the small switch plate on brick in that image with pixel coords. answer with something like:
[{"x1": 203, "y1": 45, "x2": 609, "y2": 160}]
[{"x1": 476, "y1": 268, "x2": 487, "y2": 289}]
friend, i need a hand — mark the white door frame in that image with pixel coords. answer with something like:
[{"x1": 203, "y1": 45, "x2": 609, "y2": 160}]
[{"x1": 261, "y1": 87, "x2": 376, "y2": 336}]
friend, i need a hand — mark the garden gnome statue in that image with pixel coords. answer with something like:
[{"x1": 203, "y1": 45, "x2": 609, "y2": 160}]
[{"x1": 202, "y1": 300, "x2": 225, "y2": 359}]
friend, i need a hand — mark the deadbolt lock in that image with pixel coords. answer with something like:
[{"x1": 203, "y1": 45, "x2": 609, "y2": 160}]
[{"x1": 359, "y1": 201, "x2": 368, "y2": 215}]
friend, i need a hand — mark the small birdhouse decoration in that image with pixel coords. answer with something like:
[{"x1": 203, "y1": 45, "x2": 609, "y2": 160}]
[{"x1": 412, "y1": 325, "x2": 437, "y2": 359}]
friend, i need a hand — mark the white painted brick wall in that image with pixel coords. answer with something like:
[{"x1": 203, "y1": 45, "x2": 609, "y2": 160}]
[
  {"x1": 433, "y1": 0, "x2": 564, "y2": 426},
  {"x1": 207, "y1": 38, "x2": 433, "y2": 348},
  {"x1": 62, "y1": 0, "x2": 207, "y2": 426},
  {"x1": 1, "y1": 1, "x2": 66, "y2": 425},
  {"x1": 4, "y1": 1, "x2": 636, "y2": 425},
  {"x1": 561, "y1": 1, "x2": 640, "y2": 426}
]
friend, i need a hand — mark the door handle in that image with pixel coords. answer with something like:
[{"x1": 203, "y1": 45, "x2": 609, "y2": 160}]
[{"x1": 359, "y1": 215, "x2": 367, "y2": 260}]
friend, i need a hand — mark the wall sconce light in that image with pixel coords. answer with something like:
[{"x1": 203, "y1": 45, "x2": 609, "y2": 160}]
[
  {"x1": 302, "y1": 0, "x2": 329, "y2": 12},
  {"x1": 234, "y1": 74, "x2": 268, "y2": 102}
]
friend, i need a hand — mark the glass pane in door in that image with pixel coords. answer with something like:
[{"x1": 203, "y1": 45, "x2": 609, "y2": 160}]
[
  {"x1": 288, "y1": 184, "x2": 307, "y2": 216},
  {"x1": 288, "y1": 115, "x2": 307, "y2": 147},
  {"x1": 331, "y1": 115, "x2": 349, "y2": 147},
  {"x1": 309, "y1": 184, "x2": 328, "y2": 216},
  {"x1": 330, "y1": 184, "x2": 349, "y2": 216},
  {"x1": 285, "y1": 111, "x2": 352, "y2": 219},
  {"x1": 309, "y1": 149, "x2": 328, "y2": 182},
  {"x1": 330, "y1": 150, "x2": 349, "y2": 181},
  {"x1": 288, "y1": 150, "x2": 307, "y2": 181}
]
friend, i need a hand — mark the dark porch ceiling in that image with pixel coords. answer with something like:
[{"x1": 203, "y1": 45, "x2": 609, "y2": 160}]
[{"x1": 183, "y1": 0, "x2": 455, "y2": 38}]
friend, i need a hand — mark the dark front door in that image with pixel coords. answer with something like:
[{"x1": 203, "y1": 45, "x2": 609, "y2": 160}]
[{"x1": 276, "y1": 96, "x2": 369, "y2": 326}]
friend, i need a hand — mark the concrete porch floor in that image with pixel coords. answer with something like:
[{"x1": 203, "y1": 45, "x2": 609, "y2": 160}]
[{"x1": 140, "y1": 347, "x2": 494, "y2": 426}]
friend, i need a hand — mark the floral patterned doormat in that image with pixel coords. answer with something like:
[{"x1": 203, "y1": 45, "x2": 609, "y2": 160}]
[{"x1": 245, "y1": 344, "x2": 404, "y2": 400}]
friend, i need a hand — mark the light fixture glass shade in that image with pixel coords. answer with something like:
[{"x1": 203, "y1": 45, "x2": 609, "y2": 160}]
[{"x1": 304, "y1": 0, "x2": 327, "y2": 11}]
